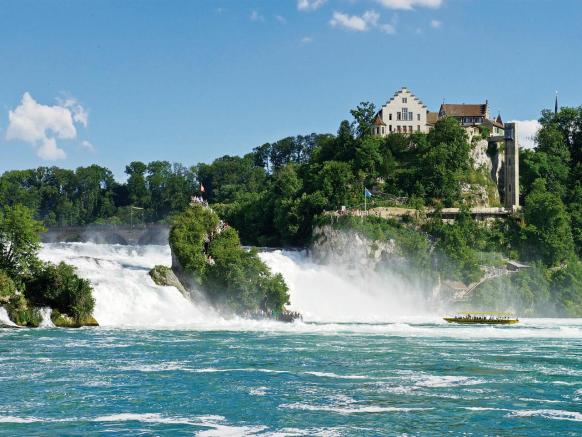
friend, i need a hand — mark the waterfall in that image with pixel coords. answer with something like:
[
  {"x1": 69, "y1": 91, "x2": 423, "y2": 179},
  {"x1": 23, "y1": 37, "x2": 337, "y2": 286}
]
[
  {"x1": 37, "y1": 242, "x2": 431, "y2": 327},
  {"x1": 38, "y1": 243, "x2": 218, "y2": 327},
  {"x1": 0, "y1": 307, "x2": 19, "y2": 328},
  {"x1": 39, "y1": 307, "x2": 55, "y2": 328},
  {"x1": 259, "y1": 250, "x2": 430, "y2": 323}
]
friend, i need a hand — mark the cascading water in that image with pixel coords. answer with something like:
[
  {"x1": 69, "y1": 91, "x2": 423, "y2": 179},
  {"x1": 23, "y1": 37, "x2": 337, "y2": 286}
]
[
  {"x1": 38, "y1": 243, "x2": 218, "y2": 327},
  {"x1": 38, "y1": 242, "x2": 432, "y2": 327},
  {"x1": 38, "y1": 307, "x2": 55, "y2": 328},
  {"x1": 0, "y1": 307, "x2": 18, "y2": 327},
  {"x1": 259, "y1": 250, "x2": 431, "y2": 322}
]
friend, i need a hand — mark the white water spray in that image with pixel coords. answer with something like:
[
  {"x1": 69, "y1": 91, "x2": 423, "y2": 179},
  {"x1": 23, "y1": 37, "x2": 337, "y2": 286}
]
[
  {"x1": 38, "y1": 243, "x2": 218, "y2": 327},
  {"x1": 0, "y1": 307, "x2": 19, "y2": 327},
  {"x1": 18, "y1": 243, "x2": 582, "y2": 337},
  {"x1": 37, "y1": 242, "x2": 432, "y2": 326},
  {"x1": 259, "y1": 250, "x2": 431, "y2": 322},
  {"x1": 38, "y1": 307, "x2": 55, "y2": 328}
]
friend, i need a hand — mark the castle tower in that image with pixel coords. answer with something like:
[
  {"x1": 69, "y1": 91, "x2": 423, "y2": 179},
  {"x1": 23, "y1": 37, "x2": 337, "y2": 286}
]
[{"x1": 504, "y1": 122, "x2": 519, "y2": 210}]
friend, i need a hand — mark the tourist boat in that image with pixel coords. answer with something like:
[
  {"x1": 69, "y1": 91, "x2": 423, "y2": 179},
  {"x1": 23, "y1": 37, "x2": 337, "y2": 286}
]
[{"x1": 443, "y1": 312, "x2": 519, "y2": 325}]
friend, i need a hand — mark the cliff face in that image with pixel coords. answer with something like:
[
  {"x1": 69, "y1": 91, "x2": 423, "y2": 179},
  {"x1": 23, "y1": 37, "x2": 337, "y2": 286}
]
[
  {"x1": 466, "y1": 139, "x2": 504, "y2": 207},
  {"x1": 311, "y1": 225, "x2": 399, "y2": 271}
]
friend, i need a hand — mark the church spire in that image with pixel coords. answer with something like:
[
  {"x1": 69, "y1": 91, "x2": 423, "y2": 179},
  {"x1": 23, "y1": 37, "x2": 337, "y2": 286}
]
[{"x1": 555, "y1": 90, "x2": 559, "y2": 115}]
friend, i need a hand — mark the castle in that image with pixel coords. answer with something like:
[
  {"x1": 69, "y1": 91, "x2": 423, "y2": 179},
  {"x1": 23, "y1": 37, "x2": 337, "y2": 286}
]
[{"x1": 371, "y1": 87, "x2": 519, "y2": 210}]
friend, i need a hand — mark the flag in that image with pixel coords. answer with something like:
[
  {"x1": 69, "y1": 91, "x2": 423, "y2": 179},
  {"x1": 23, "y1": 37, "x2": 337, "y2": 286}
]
[
  {"x1": 200, "y1": 183, "x2": 205, "y2": 193},
  {"x1": 364, "y1": 188, "x2": 372, "y2": 198}
]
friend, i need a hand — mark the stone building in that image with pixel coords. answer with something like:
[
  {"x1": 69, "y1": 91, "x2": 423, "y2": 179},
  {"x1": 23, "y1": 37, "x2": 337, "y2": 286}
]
[{"x1": 371, "y1": 87, "x2": 430, "y2": 136}]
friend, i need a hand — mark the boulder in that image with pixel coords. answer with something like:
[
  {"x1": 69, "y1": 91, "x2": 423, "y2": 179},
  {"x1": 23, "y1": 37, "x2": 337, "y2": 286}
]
[{"x1": 149, "y1": 264, "x2": 188, "y2": 296}]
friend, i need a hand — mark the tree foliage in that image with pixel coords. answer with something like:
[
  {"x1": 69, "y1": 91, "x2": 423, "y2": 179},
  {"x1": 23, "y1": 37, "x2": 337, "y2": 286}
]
[{"x1": 170, "y1": 204, "x2": 289, "y2": 313}]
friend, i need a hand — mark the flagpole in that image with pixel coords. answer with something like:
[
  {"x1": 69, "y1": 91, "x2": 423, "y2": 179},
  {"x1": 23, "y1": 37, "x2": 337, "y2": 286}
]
[{"x1": 364, "y1": 187, "x2": 368, "y2": 215}]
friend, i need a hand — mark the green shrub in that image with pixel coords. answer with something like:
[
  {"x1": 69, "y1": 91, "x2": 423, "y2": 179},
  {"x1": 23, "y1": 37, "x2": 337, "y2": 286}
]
[
  {"x1": 0, "y1": 270, "x2": 17, "y2": 302},
  {"x1": 25, "y1": 262, "x2": 95, "y2": 323}
]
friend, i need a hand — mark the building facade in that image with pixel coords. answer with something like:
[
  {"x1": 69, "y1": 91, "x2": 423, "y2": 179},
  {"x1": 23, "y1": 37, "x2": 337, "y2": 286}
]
[{"x1": 371, "y1": 87, "x2": 430, "y2": 136}]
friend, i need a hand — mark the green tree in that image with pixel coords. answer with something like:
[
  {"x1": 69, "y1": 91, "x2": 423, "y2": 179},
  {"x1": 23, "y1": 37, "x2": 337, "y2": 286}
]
[
  {"x1": 0, "y1": 205, "x2": 46, "y2": 276},
  {"x1": 522, "y1": 179, "x2": 575, "y2": 266},
  {"x1": 350, "y1": 101, "x2": 376, "y2": 138},
  {"x1": 125, "y1": 161, "x2": 150, "y2": 207}
]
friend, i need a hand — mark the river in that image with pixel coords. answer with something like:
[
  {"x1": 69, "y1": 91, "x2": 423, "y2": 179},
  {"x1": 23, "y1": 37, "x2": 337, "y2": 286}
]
[{"x1": 0, "y1": 243, "x2": 581, "y2": 435}]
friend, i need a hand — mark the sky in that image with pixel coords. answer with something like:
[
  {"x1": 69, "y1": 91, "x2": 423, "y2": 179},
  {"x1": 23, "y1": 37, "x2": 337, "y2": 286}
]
[{"x1": 1, "y1": 0, "x2": 581, "y2": 179}]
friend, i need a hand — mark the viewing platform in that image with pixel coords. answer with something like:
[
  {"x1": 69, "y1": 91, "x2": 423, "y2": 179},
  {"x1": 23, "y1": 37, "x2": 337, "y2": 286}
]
[{"x1": 332, "y1": 206, "x2": 513, "y2": 221}]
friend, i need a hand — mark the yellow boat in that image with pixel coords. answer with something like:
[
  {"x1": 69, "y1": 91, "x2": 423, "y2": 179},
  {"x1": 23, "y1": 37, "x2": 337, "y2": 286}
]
[{"x1": 444, "y1": 312, "x2": 519, "y2": 325}]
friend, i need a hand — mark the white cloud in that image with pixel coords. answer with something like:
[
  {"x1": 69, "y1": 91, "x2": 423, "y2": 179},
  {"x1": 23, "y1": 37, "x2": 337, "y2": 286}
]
[
  {"x1": 298, "y1": 0, "x2": 327, "y2": 11},
  {"x1": 300, "y1": 36, "x2": 314, "y2": 44},
  {"x1": 330, "y1": 10, "x2": 380, "y2": 32},
  {"x1": 376, "y1": 0, "x2": 442, "y2": 10},
  {"x1": 6, "y1": 92, "x2": 88, "y2": 160},
  {"x1": 430, "y1": 19, "x2": 442, "y2": 28},
  {"x1": 250, "y1": 10, "x2": 264, "y2": 22},
  {"x1": 380, "y1": 23, "x2": 396, "y2": 34},
  {"x1": 38, "y1": 138, "x2": 66, "y2": 160},
  {"x1": 58, "y1": 97, "x2": 88, "y2": 127},
  {"x1": 511, "y1": 120, "x2": 541, "y2": 149},
  {"x1": 275, "y1": 15, "x2": 287, "y2": 24},
  {"x1": 81, "y1": 140, "x2": 95, "y2": 152}
]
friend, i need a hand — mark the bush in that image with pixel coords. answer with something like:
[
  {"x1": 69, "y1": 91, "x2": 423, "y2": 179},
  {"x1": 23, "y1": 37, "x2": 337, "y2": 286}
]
[
  {"x1": 0, "y1": 270, "x2": 17, "y2": 302},
  {"x1": 25, "y1": 262, "x2": 95, "y2": 323}
]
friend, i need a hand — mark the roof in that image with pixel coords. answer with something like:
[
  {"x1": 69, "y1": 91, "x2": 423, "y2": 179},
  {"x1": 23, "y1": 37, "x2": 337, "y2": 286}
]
[
  {"x1": 426, "y1": 111, "x2": 439, "y2": 125},
  {"x1": 372, "y1": 111, "x2": 386, "y2": 126},
  {"x1": 484, "y1": 118, "x2": 504, "y2": 129},
  {"x1": 440, "y1": 103, "x2": 488, "y2": 117}
]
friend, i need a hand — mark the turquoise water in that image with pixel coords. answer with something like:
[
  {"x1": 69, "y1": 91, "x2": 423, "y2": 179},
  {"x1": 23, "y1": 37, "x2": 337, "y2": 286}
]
[{"x1": 1, "y1": 321, "x2": 581, "y2": 436}]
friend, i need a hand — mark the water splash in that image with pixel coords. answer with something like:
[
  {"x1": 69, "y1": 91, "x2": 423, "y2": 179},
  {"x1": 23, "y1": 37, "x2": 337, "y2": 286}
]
[
  {"x1": 0, "y1": 307, "x2": 18, "y2": 327},
  {"x1": 259, "y1": 250, "x2": 431, "y2": 322},
  {"x1": 39, "y1": 307, "x2": 55, "y2": 328},
  {"x1": 38, "y1": 243, "x2": 218, "y2": 327}
]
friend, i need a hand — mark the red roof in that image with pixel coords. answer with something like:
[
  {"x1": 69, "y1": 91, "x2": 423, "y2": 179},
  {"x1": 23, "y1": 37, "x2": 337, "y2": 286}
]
[
  {"x1": 440, "y1": 103, "x2": 487, "y2": 117},
  {"x1": 372, "y1": 112, "x2": 386, "y2": 126}
]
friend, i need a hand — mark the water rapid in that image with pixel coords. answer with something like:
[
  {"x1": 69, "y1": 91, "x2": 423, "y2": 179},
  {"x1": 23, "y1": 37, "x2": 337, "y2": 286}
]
[{"x1": 35, "y1": 243, "x2": 582, "y2": 340}]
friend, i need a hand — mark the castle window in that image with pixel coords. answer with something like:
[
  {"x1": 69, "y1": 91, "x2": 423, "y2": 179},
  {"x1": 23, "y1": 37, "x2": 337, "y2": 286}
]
[
  {"x1": 417, "y1": 113, "x2": 420, "y2": 121},
  {"x1": 417, "y1": 125, "x2": 420, "y2": 131},
  {"x1": 397, "y1": 112, "x2": 402, "y2": 121},
  {"x1": 409, "y1": 126, "x2": 413, "y2": 133},
  {"x1": 389, "y1": 113, "x2": 393, "y2": 121},
  {"x1": 381, "y1": 127, "x2": 385, "y2": 134},
  {"x1": 389, "y1": 125, "x2": 393, "y2": 132},
  {"x1": 402, "y1": 108, "x2": 408, "y2": 121},
  {"x1": 402, "y1": 97, "x2": 407, "y2": 103},
  {"x1": 397, "y1": 126, "x2": 401, "y2": 133},
  {"x1": 409, "y1": 112, "x2": 413, "y2": 121}
]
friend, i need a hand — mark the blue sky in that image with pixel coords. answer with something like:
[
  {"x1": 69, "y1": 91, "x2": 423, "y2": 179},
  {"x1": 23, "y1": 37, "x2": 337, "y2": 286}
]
[{"x1": 1, "y1": 0, "x2": 581, "y2": 178}]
